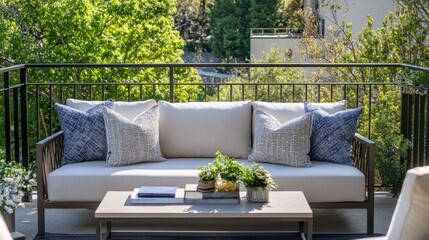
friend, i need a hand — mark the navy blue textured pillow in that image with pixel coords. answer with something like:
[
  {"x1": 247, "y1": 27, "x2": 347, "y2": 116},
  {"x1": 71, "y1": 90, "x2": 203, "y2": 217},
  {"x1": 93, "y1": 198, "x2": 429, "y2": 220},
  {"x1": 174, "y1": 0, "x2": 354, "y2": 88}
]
[
  {"x1": 304, "y1": 102, "x2": 362, "y2": 166},
  {"x1": 56, "y1": 100, "x2": 114, "y2": 165}
]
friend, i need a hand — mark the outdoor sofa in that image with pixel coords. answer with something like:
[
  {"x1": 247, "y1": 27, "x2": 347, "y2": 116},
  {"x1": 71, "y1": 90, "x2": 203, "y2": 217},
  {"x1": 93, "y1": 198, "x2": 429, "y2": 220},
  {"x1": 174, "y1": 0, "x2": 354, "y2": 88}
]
[{"x1": 36, "y1": 99, "x2": 375, "y2": 237}]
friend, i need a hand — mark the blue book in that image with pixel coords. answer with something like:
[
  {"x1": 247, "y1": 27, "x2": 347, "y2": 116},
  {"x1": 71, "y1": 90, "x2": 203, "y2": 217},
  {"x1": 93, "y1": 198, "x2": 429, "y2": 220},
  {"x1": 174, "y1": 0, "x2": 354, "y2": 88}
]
[{"x1": 138, "y1": 186, "x2": 178, "y2": 198}]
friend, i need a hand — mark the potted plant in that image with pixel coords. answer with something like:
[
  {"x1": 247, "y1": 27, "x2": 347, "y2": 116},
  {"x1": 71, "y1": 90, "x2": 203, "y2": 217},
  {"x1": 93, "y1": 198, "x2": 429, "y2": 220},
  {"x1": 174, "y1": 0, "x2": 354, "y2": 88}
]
[
  {"x1": 214, "y1": 151, "x2": 243, "y2": 192},
  {"x1": 0, "y1": 159, "x2": 36, "y2": 231},
  {"x1": 197, "y1": 162, "x2": 217, "y2": 192},
  {"x1": 241, "y1": 163, "x2": 277, "y2": 202}
]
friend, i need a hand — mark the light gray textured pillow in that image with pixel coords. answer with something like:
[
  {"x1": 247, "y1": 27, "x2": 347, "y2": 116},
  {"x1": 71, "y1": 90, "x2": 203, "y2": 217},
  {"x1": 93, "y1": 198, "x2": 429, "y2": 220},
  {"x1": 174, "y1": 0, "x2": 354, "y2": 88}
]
[
  {"x1": 102, "y1": 106, "x2": 166, "y2": 166},
  {"x1": 249, "y1": 109, "x2": 312, "y2": 167}
]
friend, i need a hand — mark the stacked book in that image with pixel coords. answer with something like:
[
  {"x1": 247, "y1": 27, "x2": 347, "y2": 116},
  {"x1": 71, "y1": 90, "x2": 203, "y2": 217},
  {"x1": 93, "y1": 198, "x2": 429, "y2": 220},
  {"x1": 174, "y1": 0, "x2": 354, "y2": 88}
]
[
  {"x1": 130, "y1": 186, "x2": 184, "y2": 204},
  {"x1": 185, "y1": 184, "x2": 240, "y2": 204}
]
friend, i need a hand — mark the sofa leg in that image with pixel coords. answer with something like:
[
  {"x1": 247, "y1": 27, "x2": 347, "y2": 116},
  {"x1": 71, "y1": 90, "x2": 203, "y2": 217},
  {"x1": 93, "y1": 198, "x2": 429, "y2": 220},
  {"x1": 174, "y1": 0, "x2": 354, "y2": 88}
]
[
  {"x1": 37, "y1": 200, "x2": 45, "y2": 239},
  {"x1": 367, "y1": 205, "x2": 374, "y2": 235}
]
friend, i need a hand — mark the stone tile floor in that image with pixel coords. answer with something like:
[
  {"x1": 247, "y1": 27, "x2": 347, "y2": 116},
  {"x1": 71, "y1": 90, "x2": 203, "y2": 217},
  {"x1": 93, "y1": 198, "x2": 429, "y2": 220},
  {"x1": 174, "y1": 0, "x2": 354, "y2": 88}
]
[{"x1": 15, "y1": 192, "x2": 396, "y2": 239}]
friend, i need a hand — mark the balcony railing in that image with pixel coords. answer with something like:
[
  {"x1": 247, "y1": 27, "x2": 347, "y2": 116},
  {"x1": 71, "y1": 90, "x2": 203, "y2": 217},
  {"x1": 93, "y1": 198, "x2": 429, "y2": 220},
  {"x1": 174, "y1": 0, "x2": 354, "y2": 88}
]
[
  {"x1": 0, "y1": 63, "x2": 428, "y2": 175},
  {"x1": 250, "y1": 28, "x2": 303, "y2": 38}
]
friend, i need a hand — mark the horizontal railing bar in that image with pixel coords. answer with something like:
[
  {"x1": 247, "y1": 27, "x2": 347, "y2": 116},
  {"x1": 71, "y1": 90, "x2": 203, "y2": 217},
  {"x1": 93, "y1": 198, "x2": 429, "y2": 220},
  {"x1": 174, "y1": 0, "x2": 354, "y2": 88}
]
[
  {"x1": 0, "y1": 64, "x2": 25, "y2": 73},
  {"x1": 28, "y1": 82, "x2": 170, "y2": 86},
  {"x1": 0, "y1": 83, "x2": 26, "y2": 92},
  {"x1": 401, "y1": 63, "x2": 429, "y2": 73},
  {"x1": 27, "y1": 82, "x2": 398, "y2": 86},
  {"x1": 25, "y1": 63, "x2": 406, "y2": 68}
]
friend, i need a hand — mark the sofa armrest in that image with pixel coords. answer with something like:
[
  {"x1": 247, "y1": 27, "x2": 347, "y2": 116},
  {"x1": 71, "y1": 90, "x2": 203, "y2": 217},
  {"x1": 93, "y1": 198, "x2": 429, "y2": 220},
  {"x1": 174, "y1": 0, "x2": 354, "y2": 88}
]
[
  {"x1": 36, "y1": 131, "x2": 64, "y2": 201},
  {"x1": 352, "y1": 133, "x2": 375, "y2": 202}
]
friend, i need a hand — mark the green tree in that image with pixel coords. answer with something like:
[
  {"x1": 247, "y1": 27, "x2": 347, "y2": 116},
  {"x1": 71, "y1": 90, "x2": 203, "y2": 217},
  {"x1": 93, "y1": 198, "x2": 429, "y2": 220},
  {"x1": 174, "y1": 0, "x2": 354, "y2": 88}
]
[
  {"x1": 280, "y1": 0, "x2": 303, "y2": 28},
  {"x1": 174, "y1": 0, "x2": 213, "y2": 52},
  {"x1": 297, "y1": 0, "x2": 428, "y2": 195},
  {"x1": 249, "y1": 0, "x2": 282, "y2": 28},
  {"x1": 209, "y1": 0, "x2": 251, "y2": 61},
  {"x1": 209, "y1": 0, "x2": 300, "y2": 61},
  {"x1": 0, "y1": 0, "x2": 203, "y2": 162}
]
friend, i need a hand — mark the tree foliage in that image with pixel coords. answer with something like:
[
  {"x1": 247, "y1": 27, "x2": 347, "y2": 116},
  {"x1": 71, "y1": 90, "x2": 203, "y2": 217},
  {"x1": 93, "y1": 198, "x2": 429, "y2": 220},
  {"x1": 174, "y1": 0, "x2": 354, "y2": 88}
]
[
  {"x1": 0, "y1": 0, "x2": 187, "y2": 65},
  {"x1": 208, "y1": 0, "x2": 251, "y2": 61},
  {"x1": 0, "y1": 0, "x2": 204, "y2": 162},
  {"x1": 297, "y1": 0, "x2": 428, "y2": 195},
  {"x1": 174, "y1": 0, "x2": 212, "y2": 51},
  {"x1": 280, "y1": 0, "x2": 303, "y2": 28},
  {"x1": 208, "y1": 0, "x2": 303, "y2": 61},
  {"x1": 249, "y1": 0, "x2": 283, "y2": 28}
]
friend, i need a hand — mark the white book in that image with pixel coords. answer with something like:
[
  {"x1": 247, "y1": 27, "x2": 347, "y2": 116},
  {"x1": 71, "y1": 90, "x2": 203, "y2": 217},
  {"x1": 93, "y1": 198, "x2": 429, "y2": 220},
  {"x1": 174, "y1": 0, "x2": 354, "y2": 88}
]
[
  {"x1": 130, "y1": 188, "x2": 184, "y2": 204},
  {"x1": 138, "y1": 186, "x2": 177, "y2": 198}
]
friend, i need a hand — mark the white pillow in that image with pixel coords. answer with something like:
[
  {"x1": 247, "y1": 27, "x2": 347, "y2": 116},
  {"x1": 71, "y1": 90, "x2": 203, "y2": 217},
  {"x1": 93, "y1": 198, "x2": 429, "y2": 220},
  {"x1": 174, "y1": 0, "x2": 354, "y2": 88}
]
[
  {"x1": 66, "y1": 99, "x2": 156, "y2": 120},
  {"x1": 249, "y1": 109, "x2": 312, "y2": 167},
  {"x1": 158, "y1": 101, "x2": 252, "y2": 158},
  {"x1": 102, "y1": 106, "x2": 165, "y2": 166}
]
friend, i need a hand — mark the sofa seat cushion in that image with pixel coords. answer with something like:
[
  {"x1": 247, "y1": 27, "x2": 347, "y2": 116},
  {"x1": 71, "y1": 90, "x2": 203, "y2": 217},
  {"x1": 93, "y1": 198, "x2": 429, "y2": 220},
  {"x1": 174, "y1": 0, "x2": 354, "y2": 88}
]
[{"x1": 48, "y1": 159, "x2": 365, "y2": 203}]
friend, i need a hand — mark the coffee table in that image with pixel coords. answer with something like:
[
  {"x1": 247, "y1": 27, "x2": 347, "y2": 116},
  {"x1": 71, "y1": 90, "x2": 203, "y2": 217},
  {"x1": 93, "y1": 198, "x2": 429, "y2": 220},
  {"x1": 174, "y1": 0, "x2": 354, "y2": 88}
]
[{"x1": 95, "y1": 191, "x2": 313, "y2": 240}]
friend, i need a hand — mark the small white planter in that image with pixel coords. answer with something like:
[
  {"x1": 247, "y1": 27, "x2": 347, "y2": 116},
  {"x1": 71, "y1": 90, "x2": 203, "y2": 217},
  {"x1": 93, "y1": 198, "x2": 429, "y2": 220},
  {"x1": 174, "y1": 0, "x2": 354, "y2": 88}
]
[{"x1": 246, "y1": 187, "x2": 269, "y2": 203}]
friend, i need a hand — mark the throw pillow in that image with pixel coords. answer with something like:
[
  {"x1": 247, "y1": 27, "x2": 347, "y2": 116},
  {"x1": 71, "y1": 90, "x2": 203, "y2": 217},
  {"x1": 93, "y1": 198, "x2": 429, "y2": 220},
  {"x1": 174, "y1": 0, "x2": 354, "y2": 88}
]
[
  {"x1": 55, "y1": 100, "x2": 114, "y2": 165},
  {"x1": 248, "y1": 109, "x2": 312, "y2": 167},
  {"x1": 304, "y1": 101, "x2": 363, "y2": 166},
  {"x1": 102, "y1": 105, "x2": 166, "y2": 166}
]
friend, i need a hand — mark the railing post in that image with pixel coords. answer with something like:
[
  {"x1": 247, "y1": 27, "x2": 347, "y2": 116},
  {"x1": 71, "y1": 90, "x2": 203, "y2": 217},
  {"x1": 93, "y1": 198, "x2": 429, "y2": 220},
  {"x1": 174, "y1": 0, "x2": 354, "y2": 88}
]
[
  {"x1": 169, "y1": 66, "x2": 174, "y2": 103},
  {"x1": 13, "y1": 88, "x2": 20, "y2": 163},
  {"x1": 20, "y1": 67, "x2": 29, "y2": 168},
  {"x1": 426, "y1": 73, "x2": 429, "y2": 165},
  {"x1": 400, "y1": 91, "x2": 407, "y2": 165},
  {"x1": 3, "y1": 72, "x2": 11, "y2": 162}
]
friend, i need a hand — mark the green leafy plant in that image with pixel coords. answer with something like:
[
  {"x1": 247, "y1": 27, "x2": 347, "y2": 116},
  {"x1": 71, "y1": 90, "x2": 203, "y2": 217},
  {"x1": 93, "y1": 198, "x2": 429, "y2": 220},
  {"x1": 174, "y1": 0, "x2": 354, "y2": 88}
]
[
  {"x1": 214, "y1": 151, "x2": 244, "y2": 183},
  {"x1": 241, "y1": 163, "x2": 277, "y2": 190},
  {"x1": 197, "y1": 162, "x2": 218, "y2": 182},
  {"x1": 370, "y1": 91, "x2": 412, "y2": 197}
]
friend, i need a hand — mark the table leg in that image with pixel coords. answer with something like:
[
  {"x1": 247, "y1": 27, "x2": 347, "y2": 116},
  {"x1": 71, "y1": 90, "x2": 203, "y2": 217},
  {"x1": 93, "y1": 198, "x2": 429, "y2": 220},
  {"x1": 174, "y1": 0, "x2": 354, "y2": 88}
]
[
  {"x1": 106, "y1": 221, "x2": 112, "y2": 239},
  {"x1": 307, "y1": 220, "x2": 313, "y2": 240},
  {"x1": 299, "y1": 221, "x2": 304, "y2": 233},
  {"x1": 96, "y1": 219, "x2": 102, "y2": 240},
  {"x1": 299, "y1": 221, "x2": 305, "y2": 240}
]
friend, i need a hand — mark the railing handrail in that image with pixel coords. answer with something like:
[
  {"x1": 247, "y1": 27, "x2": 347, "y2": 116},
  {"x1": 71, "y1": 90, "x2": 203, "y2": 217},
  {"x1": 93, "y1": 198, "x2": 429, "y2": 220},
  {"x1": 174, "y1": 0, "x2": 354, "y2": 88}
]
[
  {"x1": 0, "y1": 64, "x2": 25, "y2": 73},
  {"x1": 26, "y1": 82, "x2": 397, "y2": 86},
  {"x1": 24, "y1": 62, "x2": 409, "y2": 68},
  {"x1": 0, "y1": 63, "x2": 425, "y2": 73}
]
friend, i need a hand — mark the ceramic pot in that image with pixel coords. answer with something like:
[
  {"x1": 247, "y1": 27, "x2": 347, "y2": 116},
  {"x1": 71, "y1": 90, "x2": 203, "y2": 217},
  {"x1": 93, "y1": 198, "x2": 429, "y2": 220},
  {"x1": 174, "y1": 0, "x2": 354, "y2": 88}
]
[
  {"x1": 246, "y1": 187, "x2": 269, "y2": 203},
  {"x1": 197, "y1": 180, "x2": 216, "y2": 192},
  {"x1": 2, "y1": 211, "x2": 15, "y2": 232}
]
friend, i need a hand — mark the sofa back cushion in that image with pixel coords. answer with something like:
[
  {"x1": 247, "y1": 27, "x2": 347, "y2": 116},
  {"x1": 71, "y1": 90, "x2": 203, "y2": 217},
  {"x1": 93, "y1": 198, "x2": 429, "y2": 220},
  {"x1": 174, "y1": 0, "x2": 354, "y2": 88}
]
[
  {"x1": 252, "y1": 100, "x2": 346, "y2": 123},
  {"x1": 66, "y1": 99, "x2": 156, "y2": 120},
  {"x1": 252, "y1": 101, "x2": 347, "y2": 137},
  {"x1": 159, "y1": 101, "x2": 252, "y2": 158}
]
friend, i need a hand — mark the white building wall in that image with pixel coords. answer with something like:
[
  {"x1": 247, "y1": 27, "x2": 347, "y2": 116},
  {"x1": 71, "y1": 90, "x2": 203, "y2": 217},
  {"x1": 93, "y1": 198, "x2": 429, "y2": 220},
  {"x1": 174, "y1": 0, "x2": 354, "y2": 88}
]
[
  {"x1": 319, "y1": 0, "x2": 397, "y2": 39},
  {"x1": 250, "y1": 38, "x2": 299, "y2": 61},
  {"x1": 250, "y1": 0, "x2": 397, "y2": 62}
]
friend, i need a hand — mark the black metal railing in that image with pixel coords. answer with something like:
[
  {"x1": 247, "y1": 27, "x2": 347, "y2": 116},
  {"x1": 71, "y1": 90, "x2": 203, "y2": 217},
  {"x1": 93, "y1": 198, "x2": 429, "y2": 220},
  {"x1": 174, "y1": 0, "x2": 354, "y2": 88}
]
[{"x1": 1, "y1": 63, "x2": 429, "y2": 172}]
